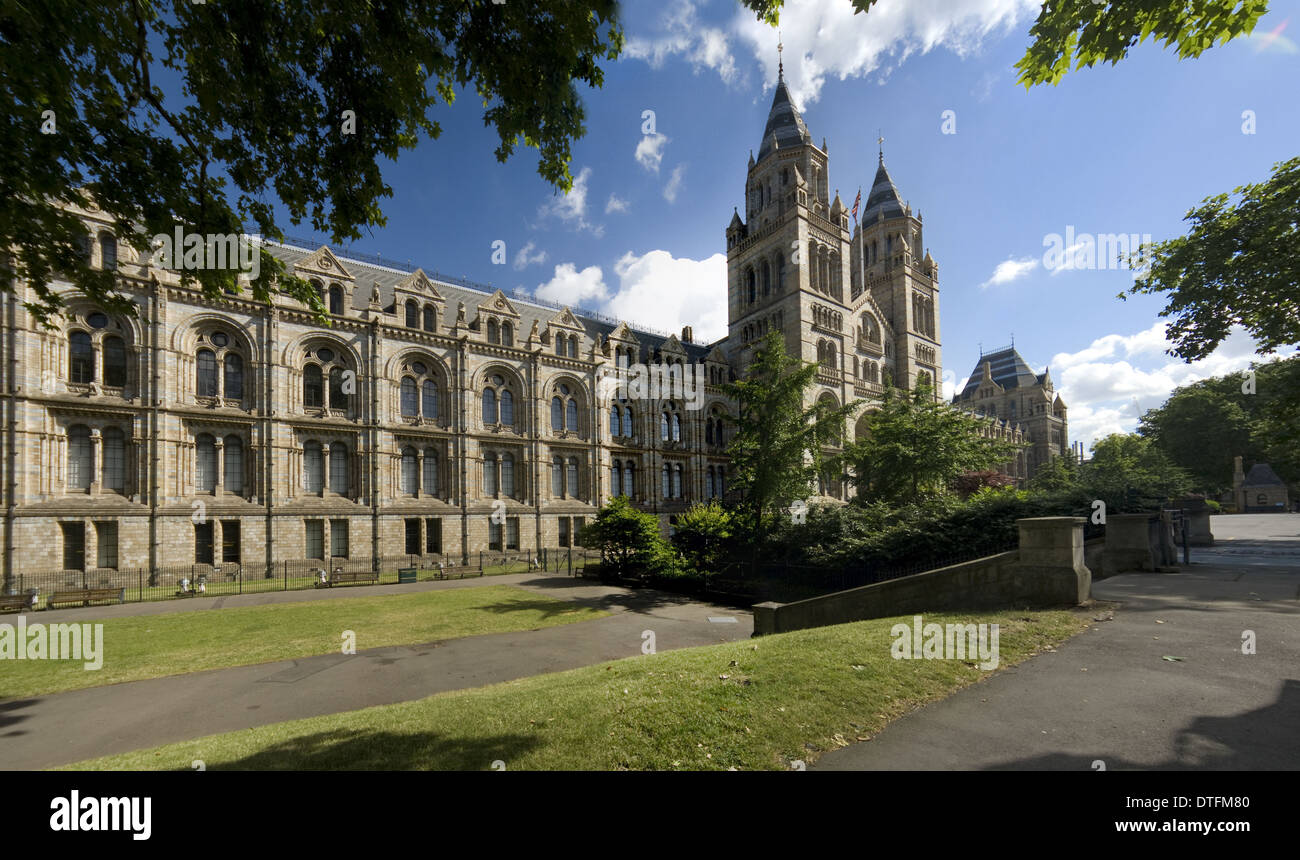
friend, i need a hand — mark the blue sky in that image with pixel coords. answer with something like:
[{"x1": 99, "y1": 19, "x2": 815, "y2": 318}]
[{"x1": 278, "y1": 0, "x2": 1300, "y2": 449}]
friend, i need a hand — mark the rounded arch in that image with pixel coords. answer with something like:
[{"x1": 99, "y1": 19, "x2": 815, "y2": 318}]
[
  {"x1": 279, "y1": 331, "x2": 359, "y2": 369},
  {"x1": 170, "y1": 313, "x2": 256, "y2": 361}
]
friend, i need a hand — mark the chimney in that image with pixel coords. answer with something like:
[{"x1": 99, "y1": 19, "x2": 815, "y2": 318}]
[{"x1": 681, "y1": 325, "x2": 693, "y2": 343}]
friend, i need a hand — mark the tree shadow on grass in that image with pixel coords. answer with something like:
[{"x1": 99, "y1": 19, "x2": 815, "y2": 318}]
[
  {"x1": 471, "y1": 586, "x2": 712, "y2": 621},
  {"x1": 190, "y1": 727, "x2": 542, "y2": 771}
]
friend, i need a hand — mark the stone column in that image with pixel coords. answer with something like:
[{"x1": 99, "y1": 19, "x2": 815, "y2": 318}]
[
  {"x1": 1013, "y1": 516, "x2": 1091, "y2": 605},
  {"x1": 1103, "y1": 513, "x2": 1158, "y2": 575}
]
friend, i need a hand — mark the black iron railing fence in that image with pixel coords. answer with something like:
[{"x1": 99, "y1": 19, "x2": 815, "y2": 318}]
[{"x1": 2, "y1": 549, "x2": 598, "y2": 611}]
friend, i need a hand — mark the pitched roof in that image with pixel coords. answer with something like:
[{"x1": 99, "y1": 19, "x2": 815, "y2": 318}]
[
  {"x1": 954, "y1": 347, "x2": 1041, "y2": 400},
  {"x1": 1243, "y1": 463, "x2": 1286, "y2": 487},
  {"x1": 756, "y1": 76, "x2": 812, "y2": 162},
  {"x1": 861, "y1": 155, "x2": 905, "y2": 222}
]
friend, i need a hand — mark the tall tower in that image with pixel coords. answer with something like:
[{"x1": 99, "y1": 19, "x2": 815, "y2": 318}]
[
  {"x1": 724, "y1": 60, "x2": 854, "y2": 410},
  {"x1": 849, "y1": 147, "x2": 943, "y2": 398}
]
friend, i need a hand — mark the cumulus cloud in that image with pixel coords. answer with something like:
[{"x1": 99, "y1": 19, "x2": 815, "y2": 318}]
[
  {"x1": 538, "y1": 166, "x2": 603, "y2": 235},
  {"x1": 625, "y1": 0, "x2": 739, "y2": 83},
  {"x1": 1048, "y1": 323, "x2": 1292, "y2": 450},
  {"x1": 512, "y1": 240, "x2": 547, "y2": 271},
  {"x1": 663, "y1": 164, "x2": 687, "y2": 203},
  {"x1": 635, "y1": 133, "x2": 670, "y2": 173},
  {"x1": 980, "y1": 256, "x2": 1038, "y2": 289},
  {"x1": 608, "y1": 250, "x2": 729, "y2": 342},
  {"x1": 605, "y1": 193, "x2": 630, "y2": 214},
  {"x1": 535, "y1": 262, "x2": 609, "y2": 306}
]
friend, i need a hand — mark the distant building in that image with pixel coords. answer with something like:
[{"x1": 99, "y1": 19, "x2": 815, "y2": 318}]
[
  {"x1": 1232, "y1": 457, "x2": 1289, "y2": 513},
  {"x1": 951, "y1": 345, "x2": 1069, "y2": 481}
]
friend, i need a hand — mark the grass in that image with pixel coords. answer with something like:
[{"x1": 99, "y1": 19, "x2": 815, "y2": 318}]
[
  {"x1": 1, "y1": 585, "x2": 607, "y2": 700},
  {"x1": 65, "y1": 608, "x2": 1092, "y2": 771}
]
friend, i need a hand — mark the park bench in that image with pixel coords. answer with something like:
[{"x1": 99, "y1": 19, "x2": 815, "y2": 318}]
[
  {"x1": 0, "y1": 593, "x2": 35, "y2": 612},
  {"x1": 47, "y1": 587, "x2": 125, "y2": 608},
  {"x1": 325, "y1": 570, "x2": 380, "y2": 587}
]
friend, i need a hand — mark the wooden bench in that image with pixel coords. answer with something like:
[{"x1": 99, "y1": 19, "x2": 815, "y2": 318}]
[
  {"x1": 47, "y1": 587, "x2": 125, "y2": 608},
  {"x1": 0, "y1": 593, "x2": 34, "y2": 612},
  {"x1": 326, "y1": 570, "x2": 379, "y2": 587}
]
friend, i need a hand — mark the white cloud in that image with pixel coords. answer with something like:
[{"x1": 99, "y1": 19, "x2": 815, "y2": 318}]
[
  {"x1": 635, "y1": 133, "x2": 670, "y2": 173},
  {"x1": 535, "y1": 263, "x2": 609, "y2": 306},
  {"x1": 625, "y1": 1, "x2": 739, "y2": 83},
  {"x1": 663, "y1": 164, "x2": 686, "y2": 203},
  {"x1": 730, "y1": 0, "x2": 1040, "y2": 107},
  {"x1": 512, "y1": 240, "x2": 548, "y2": 271},
  {"x1": 980, "y1": 256, "x2": 1038, "y2": 289},
  {"x1": 605, "y1": 193, "x2": 630, "y2": 214},
  {"x1": 538, "y1": 166, "x2": 603, "y2": 235},
  {"x1": 1048, "y1": 324, "x2": 1294, "y2": 451},
  {"x1": 607, "y1": 250, "x2": 729, "y2": 342}
]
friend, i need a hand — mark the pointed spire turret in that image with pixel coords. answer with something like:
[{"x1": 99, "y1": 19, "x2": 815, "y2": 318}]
[
  {"x1": 861, "y1": 150, "x2": 906, "y2": 222},
  {"x1": 756, "y1": 66, "x2": 811, "y2": 163}
]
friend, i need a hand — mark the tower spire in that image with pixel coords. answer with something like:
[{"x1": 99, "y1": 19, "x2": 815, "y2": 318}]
[{"x1": 778, "y1": 31, "x2": 784, "y2": 80}]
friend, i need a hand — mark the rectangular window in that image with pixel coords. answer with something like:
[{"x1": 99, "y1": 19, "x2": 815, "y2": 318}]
[
  {"x1": 330, "y1": 519, "x2": 349, "y2": 558},
  {"x1": 195, "y1": 521, "x2": 215, "y2": 565},
  {"x1": 573, "y1": 517, "x2": 585, "y2": 547},
  {"x1": 558, "y1": 517, "x2": 570, "y2": 548},
  {"x1": 222, "y1": 520, "x2": 241, "y2": 564},
  {"x1": 304, "y1": 520, "x2": 324, "y2": 560},
  {"x1": 61, "y1": 522, "x2": 85, "y2": 571},
  {"x1": 506, "y1": 517, "x2": 519, "y2": 551},
  {"x1": 95, "y1": 521, "x2": 118, "y2": 569},
  {"x1": 424, "y1": 518, "x2": 442, "y2": 555},
  {"x1": 404, "y1": 518, "x2": 422, "y2": 555},
  {"x1": 489, "y1": 521, "x2": 503, "y2": 551}
]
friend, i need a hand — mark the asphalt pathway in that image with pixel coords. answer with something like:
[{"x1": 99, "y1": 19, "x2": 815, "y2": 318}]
[
  {"x1": 813, "y1": 514, "x2": 1300, "y2": 770},
  {"x1": 0, "y1": 574, "x2": 752, "y2": 770}
]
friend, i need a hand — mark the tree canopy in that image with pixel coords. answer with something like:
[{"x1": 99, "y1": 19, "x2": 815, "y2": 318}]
[{"x1": 2, "y1": 0, "x2": 622, "y2": 324}]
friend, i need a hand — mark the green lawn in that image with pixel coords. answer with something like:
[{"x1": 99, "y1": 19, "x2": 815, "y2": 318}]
[
  {"x1": 2, "y1": 585, "x2": 606, "y2": 700},
  {"x1": 65, "y1": 608, "x2": 1092, "y2": 771}
]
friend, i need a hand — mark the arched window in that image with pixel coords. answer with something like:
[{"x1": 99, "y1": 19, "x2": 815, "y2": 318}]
[
  {"x1": 501, "y1": 453, "x2": 515, "y2": 497},
  {"x1": 555, "y1": 336, "x2": 564, "y2": 355},
  {"x1": 717, "y1": 466, "x2": 725, "y2": 497},
  {"x1": 328, "y1": 366, "x2": 348, "y2": 410},
  {"x1": 102, "y1": 427, "x2": 125, "y2": 492},
  {"x1": 423, "y1": 448, "x2": 438, "y2": 496},
  {"x1": 761, "y1": 260, "x2": 771, "y2": 296},
  {"x1": 609, "y1": 405, "x2": 620, "y2": 437},
  {"x1": 661, "y1": 465, "x2": 670, "y2": 499},
  {"x1": 566, "y1": 457, "x2": 578, "y2": 498},
  {"x1": 487, "y1": 319, "x2": 499, "y2": 344},
  {"x1": 406, "y1": 299, "x2": 419, "y2": 328},
  {"x1": 502, "y1": 322, "x2": 514, "y2": 347},
  {"x1": 304, "y1": 441, "x2": 324, "y2": 493},
  {"x1": 566, "y1": 398, "x2": 578, "y2": 432},
  {"x1": 672, "y1": 464, "x2": 682, "y2": 498},
  {"x1": 401, "y1": 447, "x2": 419, "y2": 495},
  {"x1": 483, "y1": 452, "x2": 498, "y2": 496},
  {"x1": 421, "y1": 380, "x2": 438, "y2": 420},
  {"x1": 660, "y1": 412, "x2": 670, "y2": 442},
  {"x1": 623, "y1": 462, "x2": 633, "y2": 497},
  {"x1": 303, "y1": 365, "x2": 324, "y2": 408},
  {"x1": 223, "y1": 352, "x2": 243, "y2": 401},
  {"x1": 551, "y1": 456, "x2": 563, "y2": 496},
  {"x1": 567, "y1": 335, "x2": 578, "y2": 358},
  {"x1": 706, "y1": 467, "x2": 715, "y2": 499},
  {"x1": 482, "y1": 387, "x2": 498, "y2": 424},
  {"x1": 224, "y1": 435, "x2": 244, "y2": 494},
  {"x1": 196, "y1": 434, "x2": 217, "y2": 492},
  {"x1": 329, "y1": 442, "x2": 348, "y2": 494},
  {"x1": 551, "y1": 397, "x2": 563, "y2": 432},
  {"x1": 671, "y1": 413, "x2": 681, "y2": 442},
  {"x1": 622, "y1": 406, "x2": 633, "y2": 438},
  {"x1": 746, "y1": 269, "x2": 756, "y2": 304},
  {"x1": 103, "y1": 336, "x2": 127, "y2": 388},
  {"x1": 69, "y1": 331, "x2": 95, "y2": 384},
  {"x1": 329, "y1": 285, "x2": 344, "y2": 315},
  {"x1": 500, "y1": 389, "x2": 514, "y2": 426},
  {"x1": 706, "y1": 421, "x2": 714, "y2": 445},
  {"x1": 611, "y1": 460, "x2": 622, "y2": 496},
  {"x1": 68, "y1": 425, "x2": 92, "y2": 489},
  {"x1": 401, "y1": 377, "x2": 418, "y2": 418},
  {"x1": 98, "y1": 232, "x2": 117, "y2": 271},
  {"x1": 423, "y1": 305, "x2": 435, "y2": 332}
]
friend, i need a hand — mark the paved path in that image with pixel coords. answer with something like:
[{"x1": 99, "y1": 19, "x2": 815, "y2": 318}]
[
  {"x1": 814, "y1": 514, "x2": 1300, "y2": 770},
  {"x1": 0, "y1": 575, "x2": 752, "y2": 770}
]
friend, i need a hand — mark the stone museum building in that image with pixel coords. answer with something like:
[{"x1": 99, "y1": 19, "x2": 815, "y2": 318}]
[{"x1": 0, "y1": 67, "x2": 1065, "y2": 580}]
